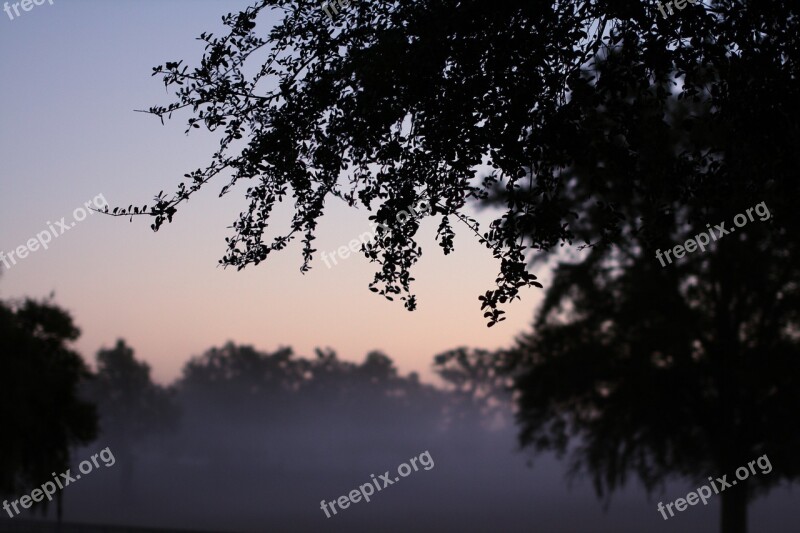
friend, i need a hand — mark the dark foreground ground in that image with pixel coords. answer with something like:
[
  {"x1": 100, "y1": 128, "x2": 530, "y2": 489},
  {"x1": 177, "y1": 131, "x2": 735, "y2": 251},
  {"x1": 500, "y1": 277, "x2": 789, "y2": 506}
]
[{"x1": 0, "y1": 519, "x2": 224, "y2": 533}]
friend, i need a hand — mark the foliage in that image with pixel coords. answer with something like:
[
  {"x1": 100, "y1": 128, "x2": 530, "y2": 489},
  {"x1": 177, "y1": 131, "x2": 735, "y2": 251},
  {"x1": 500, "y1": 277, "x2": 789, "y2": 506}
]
[
  {"x1": 85, "y1": 339, "x2": 178, "y2": 444},
  {"x1": 178, "y1": 342, "x2": 444, "y2": 419},
  {"x1": 433, "y1": 347, "x2": 514, "y2": 429},
  {"x1": 0, "y1": 298, "x2": 97, "y2": 512},
  {"x1": 108, "y1": 0, "x2": 731, "y2": 324},
  {"x1": 115, "y1": 0, "x2": 798, "y2": 325},
  {"x1": 490, "y1": 32, "x2": 800, "y2": 529}
]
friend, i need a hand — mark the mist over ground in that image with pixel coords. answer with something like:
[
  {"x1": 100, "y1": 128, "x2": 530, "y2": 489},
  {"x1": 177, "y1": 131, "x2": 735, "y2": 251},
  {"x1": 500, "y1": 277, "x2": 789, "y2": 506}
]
[{"x1": 2, "y1": 343, "x2": 794, "y2": 532}]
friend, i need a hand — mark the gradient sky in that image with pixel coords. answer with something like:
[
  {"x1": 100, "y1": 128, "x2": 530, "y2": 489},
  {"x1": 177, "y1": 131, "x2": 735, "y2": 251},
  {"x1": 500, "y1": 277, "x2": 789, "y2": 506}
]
[{"x1": 0, "y1": 0, "x2": 544, "y2": 384}]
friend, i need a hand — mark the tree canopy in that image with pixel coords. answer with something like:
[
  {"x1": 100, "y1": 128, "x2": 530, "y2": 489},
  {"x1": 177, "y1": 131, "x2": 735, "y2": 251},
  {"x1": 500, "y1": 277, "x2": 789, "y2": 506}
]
[
  {"x1": 433, "y1": 24, "x2": 800, "y2": 529},
  {"x1": 178, "y1": 342, "x2": 447, "y2": 427},
  {"x1": 497, "y1": 186, "x2": 798, "y2": 533},
  {"x1": 0, "y1": 297, "x2": 97, "y2": 519},
  {"x1": 110, "y1": 0, "x2": 797, "y2": 324},
  {"x1": 84, "y1": 340, "x2": 177, "y2": 487},
  {"x1": 88, "y1": 339, "x2": 177, "y2": 440}
]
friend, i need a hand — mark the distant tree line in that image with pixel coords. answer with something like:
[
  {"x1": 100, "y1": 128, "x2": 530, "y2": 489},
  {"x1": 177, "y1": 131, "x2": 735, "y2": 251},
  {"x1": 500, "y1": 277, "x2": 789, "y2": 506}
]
[{"x1": 0, "y1": 296, "x2": 509, "y2": 521}]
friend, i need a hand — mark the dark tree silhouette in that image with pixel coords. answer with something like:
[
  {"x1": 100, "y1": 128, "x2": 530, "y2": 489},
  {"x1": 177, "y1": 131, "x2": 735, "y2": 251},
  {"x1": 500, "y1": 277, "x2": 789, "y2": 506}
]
[
  {"x1": 110, "y1": 0, "x2": 799, "y2": 325},
  {"x1": 459, "y1": 56, "x2": 800, "y2": 531},
  {"x1": 178, "y1": 342, "x2": 446, "y2": 425},
  {"x1": 433, "y1": 347, "x2": 513, "y2": 431},
  {"x1": 172, "y1": 343, "x2": 452, "y2": 472},
  {"x1": 499, "y1": 197, "x2": 799, "y2": 533},
  {"x1": 85, "y1": 340, "x2": 177, "y2": 494},
  {"x1": 393, "y1": 1, "x2": 800, "y2": 528},
  {"x1": 0, "y1": 297, "x2": 97, "y2": 523},
  {"x1": 179, "y1": 342, "x2": 304, "y2": 421},
  {"x1": 178, "y1": 342, "x2": 459, "y2": 439}
]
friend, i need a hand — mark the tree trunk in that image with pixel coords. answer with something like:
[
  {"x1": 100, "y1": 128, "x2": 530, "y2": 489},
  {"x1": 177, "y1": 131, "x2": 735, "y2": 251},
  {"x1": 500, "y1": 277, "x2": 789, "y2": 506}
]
[
  {"x1": 56, "y1": 490, "x2": 62, "y2": 533},
  {"x1": 720, "y1": 481, "x2": 747, "y2": 533}
]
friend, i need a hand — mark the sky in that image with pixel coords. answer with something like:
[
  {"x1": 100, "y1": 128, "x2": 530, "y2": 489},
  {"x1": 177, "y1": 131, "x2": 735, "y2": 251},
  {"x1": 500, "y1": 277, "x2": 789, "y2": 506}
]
[{"x1": 0, "y1": 0, "x2": 543, "y2": 385}]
